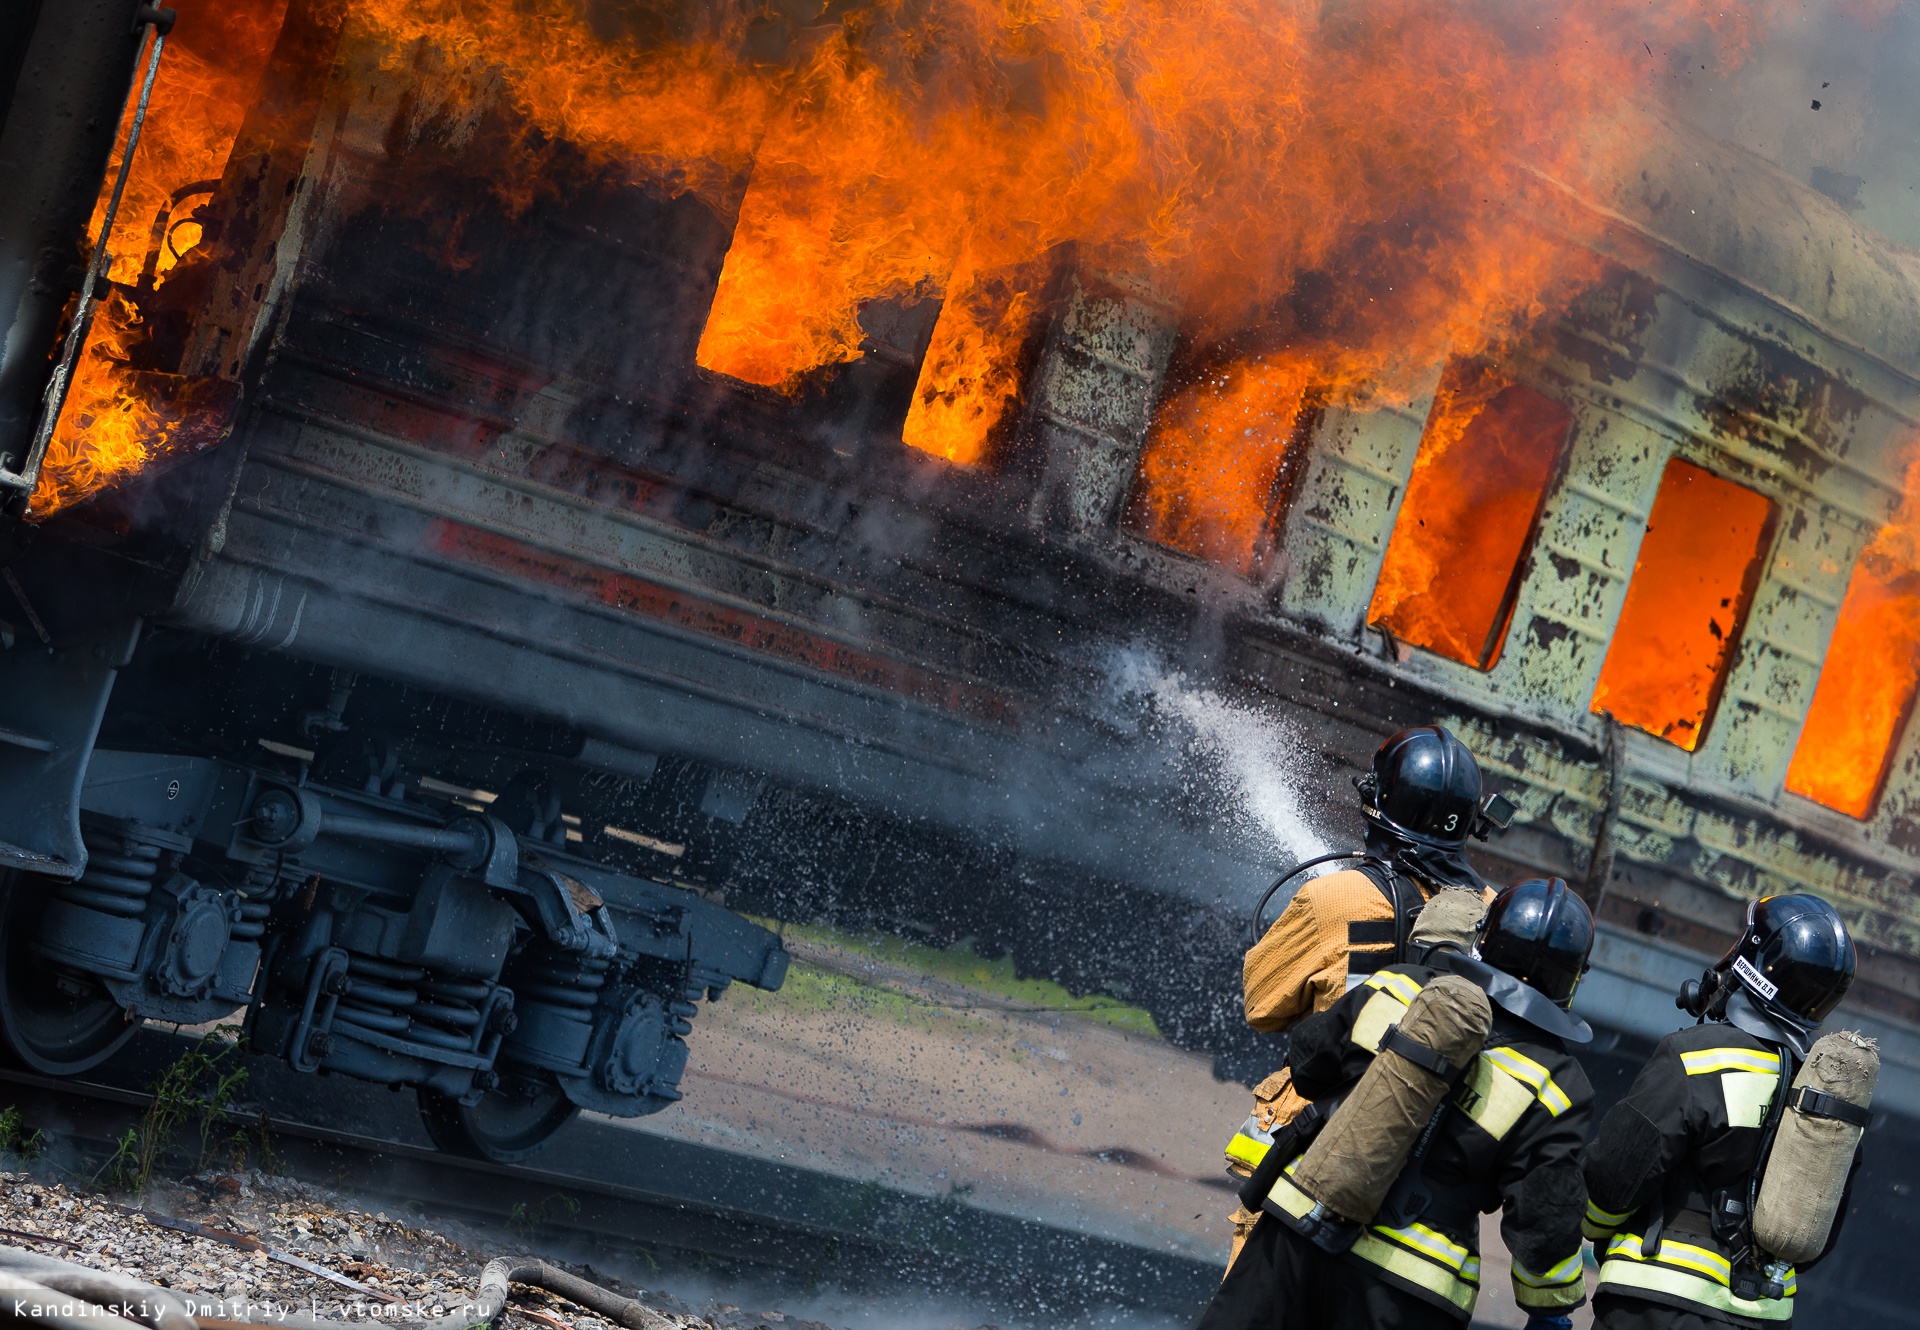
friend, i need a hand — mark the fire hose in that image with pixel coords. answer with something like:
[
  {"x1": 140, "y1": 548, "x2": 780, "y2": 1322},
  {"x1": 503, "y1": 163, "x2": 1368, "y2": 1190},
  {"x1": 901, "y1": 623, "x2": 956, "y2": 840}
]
[{"x1": 0, "y1": 1246, "x2": 688, "y2": 1330}]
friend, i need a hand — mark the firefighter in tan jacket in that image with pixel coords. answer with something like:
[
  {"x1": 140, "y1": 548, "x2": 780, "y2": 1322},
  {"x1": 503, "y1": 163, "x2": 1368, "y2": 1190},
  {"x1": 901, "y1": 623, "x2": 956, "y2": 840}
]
[{"x1": 1229, "y1": 725, "x2": 1508, "y2": 1263}]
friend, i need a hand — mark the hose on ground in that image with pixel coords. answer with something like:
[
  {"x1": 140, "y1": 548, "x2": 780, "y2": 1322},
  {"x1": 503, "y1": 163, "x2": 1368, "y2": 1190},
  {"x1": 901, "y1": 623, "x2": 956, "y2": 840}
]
[{"x1": 0, "y1": 1247, "x2": 688, "y2": 1330}]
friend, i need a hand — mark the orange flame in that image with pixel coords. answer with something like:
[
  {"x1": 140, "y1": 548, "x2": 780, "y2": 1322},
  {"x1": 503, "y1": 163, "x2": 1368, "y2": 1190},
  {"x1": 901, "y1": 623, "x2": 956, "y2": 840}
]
[
  {"x1": 1591, "y1": 459, "x2": 1777, "y2": 751},
  {"x1": 32, "y1": 294, "x2": 241, "y2": 517},
  {"x1": 902, "y1": 255, "x2": 1044, "y2": 464},
  {"x1": 34, "y1": 0, "x2": 287, "y2": 517},
  {"x1": 1368, "y1": 363, "x2": 1571, "y2": 668},
  {"x1": 344, "y1": 0, "x2": 1773, "y2": 480},
  {"x1": 34, "y1": 295, "x2": 176, "y2": 514},
  {"x1": 1786, "y1": 462, "x2": 1920, "y2": 818},
  {"x1": 1129, "y1": 356, "x2": 1314, "y2": 571}
]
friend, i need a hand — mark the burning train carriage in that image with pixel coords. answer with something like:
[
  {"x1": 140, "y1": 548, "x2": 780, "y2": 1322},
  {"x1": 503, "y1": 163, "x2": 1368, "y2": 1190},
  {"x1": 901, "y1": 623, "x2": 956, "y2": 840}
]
[{"x1": 4, "y1": 0, "x2": 1920, "y2": 1173}]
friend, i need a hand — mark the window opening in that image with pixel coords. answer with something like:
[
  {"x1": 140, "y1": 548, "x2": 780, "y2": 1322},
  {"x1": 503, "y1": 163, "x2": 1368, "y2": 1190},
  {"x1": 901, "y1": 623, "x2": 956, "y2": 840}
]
[
  {"x1": 1126, "y1": 353, "x2": 1317, "y2": 575},
  {"x1": 1590, "y1": 458, "x2": 1777, "y2": 752},
  {"x1": 36, "y1": 0, "x2": 292, "y2": 515},
  {"x1": 1785, "y1": 511, "x2": 1920, "y2": 819},
  {"x1": 900, "y1": 252, "x2": 1052, "y2": 466},
  {"x1": 1368, "y1": 361, "x2": 1571, "y2": 670}
]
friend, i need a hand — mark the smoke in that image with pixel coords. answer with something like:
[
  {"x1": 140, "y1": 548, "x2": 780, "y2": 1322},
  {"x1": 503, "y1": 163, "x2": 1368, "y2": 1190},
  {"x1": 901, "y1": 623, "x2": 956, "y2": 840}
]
[{"x1": 1104, "y1": 650, "x2": 1331, "y2": 871}]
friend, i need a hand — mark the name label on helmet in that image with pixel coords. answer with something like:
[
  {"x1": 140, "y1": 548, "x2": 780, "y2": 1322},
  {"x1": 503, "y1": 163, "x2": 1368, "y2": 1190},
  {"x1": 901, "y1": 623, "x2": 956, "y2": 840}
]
[{"x1": 1734, "y1": 954, "x2": 1779, "y2": 1001}]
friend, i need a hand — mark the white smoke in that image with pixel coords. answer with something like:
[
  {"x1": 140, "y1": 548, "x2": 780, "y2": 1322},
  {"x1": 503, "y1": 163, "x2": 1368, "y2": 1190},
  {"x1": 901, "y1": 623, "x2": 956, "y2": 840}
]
[{"x1": 1105, "y1": 650, "x2": 1331, "y2": 868}]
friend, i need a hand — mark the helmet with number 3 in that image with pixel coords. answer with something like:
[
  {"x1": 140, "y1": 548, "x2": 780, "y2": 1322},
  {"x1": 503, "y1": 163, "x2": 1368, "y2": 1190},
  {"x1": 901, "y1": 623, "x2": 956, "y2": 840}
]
[{"x1": 1358, "y1": 725, "x2": 1485, "y2": 849}]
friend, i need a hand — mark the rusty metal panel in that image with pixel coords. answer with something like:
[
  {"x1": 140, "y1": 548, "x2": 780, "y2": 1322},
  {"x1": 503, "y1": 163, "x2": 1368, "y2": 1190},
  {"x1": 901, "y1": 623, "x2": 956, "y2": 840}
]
[
  {"x1": 1695, "y1": 501, "x2": 1874, "y2": 794},
  {"x1": 1483, "y1": 401, "x2": 1670, "y2": 716},
  {"x1": 1274, "y1": 381, "x2": 1436, "y2": 636},
  {"x1": 1451, "y1": 709, "x2": 1920, "y2": 955},
  {"x1": 1025, "y1": 270, "x2": 1179, "y2": 532},
  {"x1": 1870, "y1": 723, "x2": 1920, "y2": 859}
]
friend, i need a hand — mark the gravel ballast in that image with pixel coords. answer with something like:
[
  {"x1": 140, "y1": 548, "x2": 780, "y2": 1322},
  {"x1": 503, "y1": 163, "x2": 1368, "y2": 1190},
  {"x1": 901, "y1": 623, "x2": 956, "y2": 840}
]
[{"x1": 0, "y1": 1169, "x2": 874, "y2": 1330}]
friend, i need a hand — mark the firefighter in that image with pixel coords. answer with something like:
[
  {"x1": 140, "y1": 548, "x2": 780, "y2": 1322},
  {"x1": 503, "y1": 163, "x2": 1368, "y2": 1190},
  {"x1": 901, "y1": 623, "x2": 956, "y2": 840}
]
[
  {"x1": 1204, "y1": 877, "x2": 1598, "y2": 1330},
  {"x1": 1228, "y1": 724, "x2": 1508, "y2": 1257},
  {"x1": 1583, "y1": 894, "x2": 1862, "y2": 1330}
]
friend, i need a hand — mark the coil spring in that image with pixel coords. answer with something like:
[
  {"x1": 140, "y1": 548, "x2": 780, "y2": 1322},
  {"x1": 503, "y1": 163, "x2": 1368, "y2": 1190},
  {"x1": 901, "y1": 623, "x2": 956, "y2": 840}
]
[
  {"x1": 61, "y1": 829, "x2": 161, "y2": 918},
  {"x1": 230, "y1": 865, "x2": 276, "y2": 942},
  {"x1": 514, "y1": 950, "x2": 610, "y2": 1033},
  {"x1": 333, "y1": 953, "x2": 486, "y2": 1052}
]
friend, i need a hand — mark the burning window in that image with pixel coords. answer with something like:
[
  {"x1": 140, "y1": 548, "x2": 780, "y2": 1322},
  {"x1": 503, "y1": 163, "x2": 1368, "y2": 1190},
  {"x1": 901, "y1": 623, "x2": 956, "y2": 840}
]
[
  {"x1": 1368, "y1": 362, "x2": 1571, "y2": 669},
  {"x1": 696, "y1": 175, "x2": 1046, "y2": 467},
  {"x1": 900, "y1": 258, "x2": 1051, "y2": 466},
  {"x1": 34, "y1": 0, "x2": 289, "y2": 516},
  {"x1": 695, "y1": 166, "x2": 872, "y2": 391},
  {"x1": 1785, "y1": 520, "x2": 1920, "y2": 818},
  {"x1": 1126, "y1": 356, "x2": 1317, "y2": 575},
  {"x1": 1590, "y1": 459, "x2": 1777, "y2": 751}
]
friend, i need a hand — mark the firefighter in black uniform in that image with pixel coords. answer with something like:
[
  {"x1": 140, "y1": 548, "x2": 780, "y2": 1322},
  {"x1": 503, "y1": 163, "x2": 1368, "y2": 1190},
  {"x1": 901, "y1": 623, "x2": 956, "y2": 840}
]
[
  {"x1": 1583, "y1": 894, "x2": 1861, "y2": 1330},
  {"x1": 1202, "y1": 878, "x2": 1598, "y2": 1330}
]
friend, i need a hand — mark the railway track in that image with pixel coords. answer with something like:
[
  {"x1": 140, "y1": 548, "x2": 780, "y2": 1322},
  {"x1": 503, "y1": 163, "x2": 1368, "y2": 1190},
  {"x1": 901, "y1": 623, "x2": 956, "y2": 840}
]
[{"x1": 0, "y1": 1028, "x2": 1218, "y2": 1326}]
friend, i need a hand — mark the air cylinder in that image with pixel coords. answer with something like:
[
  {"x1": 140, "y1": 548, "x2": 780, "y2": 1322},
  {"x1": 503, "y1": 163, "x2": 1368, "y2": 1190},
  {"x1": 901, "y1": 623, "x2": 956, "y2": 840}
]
[
  {"x1": 1753, "y1": 1030, "x2": 1877, "y2": 1264},
  {"x1": 1292, "y1": 973, "x2": 1492, "y2": 1222}
]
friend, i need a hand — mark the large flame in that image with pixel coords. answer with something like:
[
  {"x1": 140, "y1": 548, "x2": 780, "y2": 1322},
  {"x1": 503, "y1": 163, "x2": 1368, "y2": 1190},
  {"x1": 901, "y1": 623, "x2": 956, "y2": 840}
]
[
  {"x1": 1128, "y1": 356, "x2": 1315, "y2": 572},
  {"x1": 1786, "y1": 463, "x2": 1920, "y2": 818},
  {"x1": 1591, "y1": 459, "x2": 1776, "y2": 752},
  {"x1": 33, "y1": 0, "x2": 287, "y2": 517},
  {"x1": 345, "y1": 0, "x2": 1771, "y2": 487},
  {"x1": 1368, "y1": 362, "x2": 1571, "y2": 668},
  {"x1": 902, "y1": 254, "x2": 1046, "y2": 465},
  {"x1": 33, "y1": 295, "x2": 238, "y2": 515}
]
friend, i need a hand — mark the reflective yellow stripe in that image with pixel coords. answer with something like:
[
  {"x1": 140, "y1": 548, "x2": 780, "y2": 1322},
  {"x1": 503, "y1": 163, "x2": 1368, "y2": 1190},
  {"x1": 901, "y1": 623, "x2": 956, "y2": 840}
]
[
  {"x1": 1224, "y1": 1115, "x2": 1272, "y2": 1169},
  {"x1": 1512, "y1": 1252, "x2": 1584, "y2": 1288},
  {"x1": 1599, "y1": 1233, "x2": 1795, "y2": 1321},
  {"x1": 1598, "y1": 1259, "x2": 1792, "y2": 1322},
  {"x1": 1365, "y1": 970, "x2": 1426, "y2": 1004},
  {"x1": 1263, "y1": 1165, "x2": 1318, "y2": 1220},
  {"x1": 1372, "y1": 1219, "x2": 1476, "y2": 1273},
  {"x1": 1585, "y1": 1197, "x2": 1631, "y2": 1227},
  {"x1": 1351, "y1": 1231, "x2": 1479, "y2": 1313},
  {"x1": 1481, "y1": 1046, "x2": 1573, "y2": 1116},
  {"x1": 1680, "y1": 1047, "x2": 1781, "y2": 1076},
  {"x1": 1261, "y1": 1153, "x2": 1484, "y2": 1317},
  {"x1": 1352, "y1": 989, "x2": 1413, "y2": 1052},
  {"x1": 1606, "y1": 1232, "x2": 1728, "y2": 1280},
  {"x1": 1584, "y1": 1197, "x2": 1631, "y2": 1240},
  {"x1": 1514, "y1": 1277, "x2": 1587, "y2": 1311}
]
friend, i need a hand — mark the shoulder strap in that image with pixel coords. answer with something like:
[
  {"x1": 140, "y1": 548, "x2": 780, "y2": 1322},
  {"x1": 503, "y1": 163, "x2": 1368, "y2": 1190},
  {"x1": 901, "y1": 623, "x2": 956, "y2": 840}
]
[
  {"x1": 1355, "y1": 858, "x2": 1420, "y2": 962},
  {"x1": 1735, "y1": 1044, "x2": 1800, "y2": 1270}
]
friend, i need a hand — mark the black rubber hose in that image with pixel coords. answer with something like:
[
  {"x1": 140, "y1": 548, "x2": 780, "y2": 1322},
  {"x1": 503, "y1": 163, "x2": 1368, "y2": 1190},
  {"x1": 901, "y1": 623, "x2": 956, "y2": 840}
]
[{"x1": 1248, "y1": 851, "x2": 1373, "y2": 944}]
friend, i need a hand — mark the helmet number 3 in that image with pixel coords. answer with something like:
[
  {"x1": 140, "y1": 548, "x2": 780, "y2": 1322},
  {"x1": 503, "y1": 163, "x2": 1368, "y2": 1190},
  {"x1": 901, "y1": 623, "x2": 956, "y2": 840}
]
[{"x1": 1442, "y1": 813, "x2": 1459, "y2": 832}]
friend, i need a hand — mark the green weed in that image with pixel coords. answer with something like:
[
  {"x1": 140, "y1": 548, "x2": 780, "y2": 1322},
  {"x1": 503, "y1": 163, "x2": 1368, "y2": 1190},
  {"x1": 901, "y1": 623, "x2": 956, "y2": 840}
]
[
  {"x1": 507, "y1": 1192, "x2": 580, "y2": 1240},
  {"x1": 0, "y1": 1105, "x2": 43, "y2": 1159},
  {"x1": 97, "y1": 1027, "x2": 253, "y2": 1192}
]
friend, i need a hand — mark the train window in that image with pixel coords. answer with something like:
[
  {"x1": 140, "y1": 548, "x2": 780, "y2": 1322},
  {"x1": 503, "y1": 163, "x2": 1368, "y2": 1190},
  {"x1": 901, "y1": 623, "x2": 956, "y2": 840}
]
[
  {"x1": 901, "y1": 256, "x2": 1053, "y2": 466},
  {"x1": 1368, "y1": 362, "x2": 1571, "y2": 670},
  {"x1": 1591, "y1": 459, "x2": 1777, "y2": 751},
  {"x1": 1126, "y1": 355, "x2": 1318, "y2": 575},
  {"x1": 1785, "y1": 529, "x2": 1920, "y2": 818}
]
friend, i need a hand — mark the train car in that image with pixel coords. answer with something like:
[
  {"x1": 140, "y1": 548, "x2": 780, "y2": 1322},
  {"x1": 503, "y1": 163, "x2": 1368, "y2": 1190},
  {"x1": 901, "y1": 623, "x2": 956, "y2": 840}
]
[{"x1": 2, "y1": 0, "x2": 1919, "y2": 1240}]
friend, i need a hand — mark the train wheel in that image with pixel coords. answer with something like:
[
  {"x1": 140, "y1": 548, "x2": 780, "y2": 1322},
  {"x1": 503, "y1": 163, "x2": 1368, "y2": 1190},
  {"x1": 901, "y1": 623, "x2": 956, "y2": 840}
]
[
  {"x1": 0, "y1": 876, "x2": 142, "y2": 1076},
  {"x1": 418, "y1": 1081, "x2": 578, "y2": 1163}
]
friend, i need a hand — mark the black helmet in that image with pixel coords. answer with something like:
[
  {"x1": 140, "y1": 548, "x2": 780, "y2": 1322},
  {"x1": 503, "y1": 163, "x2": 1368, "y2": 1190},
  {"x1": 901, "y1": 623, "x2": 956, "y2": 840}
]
[
  {"x1": 1358, "y1": 725, "x2": 1498, "y2": 849},
  {"x1": 1709, "y1": 894, "x2": 1856, "y2": 1027},
  {"x1": 1475, "y1": 878, "x2": 1594, "y2": 1008}
]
